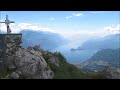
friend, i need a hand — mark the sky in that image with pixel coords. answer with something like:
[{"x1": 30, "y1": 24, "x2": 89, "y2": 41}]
[{"x1": 0, "y1": 11, "x2": 120, "y2": 41}]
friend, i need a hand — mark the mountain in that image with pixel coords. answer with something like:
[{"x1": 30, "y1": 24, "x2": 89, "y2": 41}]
[
  {"x1": 73, "y1": 34, "x2": 120, "y2": 50},
  {"x1": 101, "y1": 67, "x2": 120, "y2": 79},
  {"x1": 79, "y1": 48, "x2": 120, "y2": 72},
  {"x1": 20, "y1": 30, "x2": 68, "y2": 50},
  {"x1": 1, "y1": 37, "x2": 119, "y2": 79},
  {"x1": 0, "y1": 43, "x2": 89, "y2": 79}
]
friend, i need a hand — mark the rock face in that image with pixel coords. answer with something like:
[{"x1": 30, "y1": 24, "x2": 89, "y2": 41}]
[
  {"x1": 103, "y1": 67, "x2": 120, "y2": 79},
  {"x1": 9, "y1": 72, "x2": 20, "y2": 79},
  {"x1": 48, "y1": 57, "x2": 59, "y2": 67},
  {"x1": 0, "y1": 34, "x2": 22, "y2": 72},
  {"x1": 0, "y1": 34, "x2": 54, "y2": 79},
  {"x1": 7, "y1": 47, "x2": 54, "y2": 79},
  {"x1": 47, "y1": 54, "x2": 60, "y2": 67}
]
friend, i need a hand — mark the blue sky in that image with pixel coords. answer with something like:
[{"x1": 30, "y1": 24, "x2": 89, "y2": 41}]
[{"x1": 0, "y1": 11, "x2": 120, "y2": 41}]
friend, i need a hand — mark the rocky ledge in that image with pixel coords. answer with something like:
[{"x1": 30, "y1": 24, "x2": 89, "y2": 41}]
[{"x1": 4, "y1": 46, "x2": 54, "y2": 79}]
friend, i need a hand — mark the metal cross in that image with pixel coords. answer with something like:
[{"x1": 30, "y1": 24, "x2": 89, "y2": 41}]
[{"x1": 0, "y1": 15, "x2": 15, "y2": 34}]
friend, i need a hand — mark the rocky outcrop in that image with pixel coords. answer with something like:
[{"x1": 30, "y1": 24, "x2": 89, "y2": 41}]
[
  {"x1": 103, "y1": 67, "x2": 120, "y2": 79},
  {"x1": 7, "y1": 47, "x2": 54, "y2": 79},
  {"x1": 48, "y1": 56, "x2": 59, "y2": 67},
  {"x1": 9, "y1": 72, "x2": 20, "y2": 79},
  {"x1": 0, "y1": 34, "x2": 22, "y2": 72},
  {"x1": 47, "y1": 54, "x2": 60, "y2": 67},
  {"x1": 42, "y1": 51, "x2": 60, "y2": 67},
  {"x1": 0, "y1": 34, "x2": 54, "y2": 79},
  {"x1": 1, "y1": 34, "x2": 89, "y2": 79}
]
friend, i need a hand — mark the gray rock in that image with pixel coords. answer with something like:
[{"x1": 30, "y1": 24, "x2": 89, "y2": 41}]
[
  {"x1": 13, "y1": 48, "x2": 54, "y2": 79},
  {"x1": 27, "y1": 47, "x2": 42, "y2": 56},
  {"x1": 0, "y1": 34, "x2": 54, "y2": 79},
  {"x1": 104, "y1": 67, "x2": 120, "y2": 79},
  {"x1": 9, "y1": 72, "x2": 19, "y2": 79},
  {"x1": 48, "y1": 56, "x2": 60, "y2": 67}
]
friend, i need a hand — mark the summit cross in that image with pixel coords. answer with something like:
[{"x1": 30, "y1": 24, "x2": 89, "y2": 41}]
[{"x1": 0, "y1": 15, "x2": 15, "y2": 34}]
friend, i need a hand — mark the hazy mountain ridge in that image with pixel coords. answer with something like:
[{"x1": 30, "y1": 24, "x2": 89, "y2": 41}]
[
  {"x1": 20, "y1": 30, "x2": 69, "y2": 50},
  {"x1": 79, "y1": 48, "x2": 120, "y2": 72},
  {"x1": 72, "y1": 34, "x2": 120, "y2": 51}
]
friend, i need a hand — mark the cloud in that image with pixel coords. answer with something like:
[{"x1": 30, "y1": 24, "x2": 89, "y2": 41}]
[
  {"x1": 50, "y1": 18, "x2": 55, "y2": 21},
  {"x1": 0, "y1": 22, "x2": 55, "y2": 33},
  {"x1": 65, "y1": 16, "x2": 72, "y2": 19},
  {"x1": 65, "y1": 13, "x2": 83, "y2": 19},
  {"x1": 104, "y1": 24, "x2": 120, "y2": 34},
  {"x1": 57, "y1": 30, "x2": 102, "y2": 41},
  {"x1": 56, "y1": 24, "x2": 120, "y2": 41},
  {"x1": 57, "y1": 30, "x2": 103, "y2": 39},
  {"x1": 0, "y1": 20, "x2": 4, "y2": 22},
  {"x1": 1, "y1": 21, "x2": 119, "y2": 43},
  {"x1": 73, "y1": 13, "x2": 83, "y2": 16}
]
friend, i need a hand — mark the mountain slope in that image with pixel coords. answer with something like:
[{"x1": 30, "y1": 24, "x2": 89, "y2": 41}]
[
  {"x1": 43, "y1": 51, "x2": 88, "y2": 79},
  {"x1": 74, "y1": 34, "x2": 120, "y2": 50},
  {"x1": 21, "y1": 30, "x2": 68, "y2": 50},
  {"x1": 79, "y1": 48, "x2": 120, "y2": 72},
  {"x1": 0, "y1": 45, "x2": 89, "y2": 79}
]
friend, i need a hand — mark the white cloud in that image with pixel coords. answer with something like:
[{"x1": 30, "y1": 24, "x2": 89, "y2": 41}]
[
  {"x1": 112, "y1": 24, "x2": 115, "y2": 27},
  {"x1": 56, "y1": 24, "x2": 120, "y2": 41},
  {"x1": 1, "y1": 21, "x2": 119, "y2": 43},
  {"x1": 73, "y1": 13, "x2": 83, "y2": 16},
  {"x1": 0, "y1": 20, "x2": 4, "y2": 22},
  {"x1": 0, "y1": 22, "x2": 55, "y2": 33},
  {"x1": 57, "y1": 30, "x2": 103, "y2": 39},
  {"x1": 50, "y1": 18, "x2": 55, "y2": 21},
  {"x1": 65, "y1": 16, "x2": 72, "y2": 19},
  {"x1": 104, "y1": 24, "x2": 120, "y2": 34},
  {"x1": 65, "y1": 13, "x2": 83, "y2": 19}
]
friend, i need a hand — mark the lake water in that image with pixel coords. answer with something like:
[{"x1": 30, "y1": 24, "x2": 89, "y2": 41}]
[{"x1": 51, "y1": 43, "x2": 98, "y2": 64}]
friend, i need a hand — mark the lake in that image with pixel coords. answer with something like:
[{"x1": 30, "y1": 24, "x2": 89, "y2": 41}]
[{"x1": 51, "y1": 43, "x2": 98, "y2": 64}]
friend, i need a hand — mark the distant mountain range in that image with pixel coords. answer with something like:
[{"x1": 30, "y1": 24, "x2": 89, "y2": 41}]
[
  {"x1": 78, "y1": 48, "x2": 120, "y2": 72},
  {"x1": 20, "y1": 30, "x2": 68, "y2": 50},
  {"x1": 71, "y1": 34, "x2": 120, "y2": 51}
]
